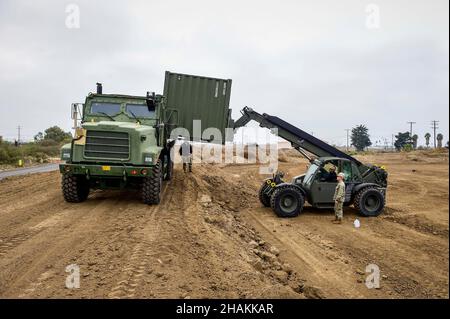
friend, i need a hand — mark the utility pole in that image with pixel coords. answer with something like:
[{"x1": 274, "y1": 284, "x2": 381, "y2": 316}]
[
  {"x1": 345, "y1": 129, "x2": 350, "y2": 151},
  {"x1": 431, "y1": 120, "x2": 439, "y2": 148},
  {"x1": 407, "y1": 121, "x2": 416, "y2": 144}
]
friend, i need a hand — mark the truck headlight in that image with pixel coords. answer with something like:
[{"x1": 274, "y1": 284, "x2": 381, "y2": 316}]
[
  {"x1": 144, "y1": 156, "x2": 153, "y2": 163},
  {"x1": 62, "y1": 152, "x2": 70, "y2": 159}
]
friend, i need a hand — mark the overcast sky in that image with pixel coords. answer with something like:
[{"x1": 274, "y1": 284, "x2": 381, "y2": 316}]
[{"x1": 0, "y1": 0, "x2": 448, "y2": 146}]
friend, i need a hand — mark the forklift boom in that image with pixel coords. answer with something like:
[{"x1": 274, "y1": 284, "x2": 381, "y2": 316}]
[{"x1": 233, "y1": 106, "x2": 362, "y2": 166}]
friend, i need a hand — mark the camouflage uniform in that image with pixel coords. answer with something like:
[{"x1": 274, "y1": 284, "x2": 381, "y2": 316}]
[{"x1": 333, "y1": 181, "x2": 346, "y2": 219}]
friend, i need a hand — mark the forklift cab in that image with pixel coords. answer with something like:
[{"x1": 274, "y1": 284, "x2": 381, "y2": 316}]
[{"x1": 304, "y1": 157, "x2": 362, "y2": 207}]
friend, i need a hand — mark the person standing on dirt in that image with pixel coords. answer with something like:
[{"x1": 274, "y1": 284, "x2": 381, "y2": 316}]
[
  {"x1": 179, "y1": 140, "x2": 193, "y2": 173},
  {"x1": 332, "y1": 172, "x2": 346, "y2": 224}
]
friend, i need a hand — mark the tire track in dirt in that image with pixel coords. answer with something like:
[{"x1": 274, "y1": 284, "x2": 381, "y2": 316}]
[
  {"x1": 245, "y1": 209, "x2": 363, "y2": 298},
  {"x1": 0, "y1": 187, "x2": 149, "y2": 297},
  {"x1": 108, "y1": 184, "x2": 169, "y2": 298},
  {"x1": 17, "y1": 195, "x2": 162, "y2": 298},
  {"x1": 216, "y1": 154, "x2": 449, "y2": 299}
]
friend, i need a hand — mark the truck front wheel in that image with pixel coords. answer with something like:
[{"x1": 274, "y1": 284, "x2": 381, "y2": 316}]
[
  {"x1": 354, "y1": 187, "x2": 385, "y2": 217},
  {"x1": 142, "y1": 160, "x2": 162, "y2": 205},
  {"x1": 270, "y1": 185, "x2": 304, "y2": 218},
  {"x1": 61, "y1": 174, "x2": 90, "y2": 203}
]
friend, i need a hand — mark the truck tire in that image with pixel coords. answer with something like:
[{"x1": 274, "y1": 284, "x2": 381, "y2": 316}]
[
  {"x1": 61, "y1": 174, "x2": 90, "y2": 203},
  {"x1": 354, "y1": 186, "x2": 385, "y2": 217},
  {"x1": 258, "y1": 182, "x2": 271, "y2": 207},
  {"x1": 142, "y1": 160, "x2": 162, "y2": 205},
  {"x1": 270, "y1": 185, "x2": 304, "y2": 218}
]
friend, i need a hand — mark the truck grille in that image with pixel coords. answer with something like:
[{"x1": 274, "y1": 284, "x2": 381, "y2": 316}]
[{"x1": 84, "y1": 131, "x2": 130, "y2": 160}]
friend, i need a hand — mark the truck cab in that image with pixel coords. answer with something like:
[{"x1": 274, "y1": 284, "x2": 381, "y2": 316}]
[
  {"x1": 295, "y1": 157, "x2": 362, "y2": 208},
  {"x1": 60, "y1": 85, "x2": 173, "y2": 205}
]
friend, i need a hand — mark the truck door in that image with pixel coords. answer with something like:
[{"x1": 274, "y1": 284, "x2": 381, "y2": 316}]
[
  {"x1": 341, "y1": 160, "x2": 354, "y2": 203},
  {"x1": 310, "y1": 160, "x2": 339, "y2": 206}
]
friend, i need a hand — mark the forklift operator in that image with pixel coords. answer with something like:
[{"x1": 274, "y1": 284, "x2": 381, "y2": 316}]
[{"x1": 320, "y1": 165, "x2": 337, "y2": 182}]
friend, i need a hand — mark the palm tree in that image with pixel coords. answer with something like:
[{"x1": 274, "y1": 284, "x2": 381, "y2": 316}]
[
  {"x1": 437, "y1": 133, "x2": 444, "y2": 148},
  {"x1": 412, "y1": 134, "x2": 418, "y2": 149},
  {"x1": 424, "y1": 133, "x2": 431, "y2": 148}
]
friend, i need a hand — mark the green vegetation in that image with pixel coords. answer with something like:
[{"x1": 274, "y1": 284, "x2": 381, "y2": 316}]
[
  {"x1": 350, "y1": 125, "x2": 372, "y2": 152},
  {"x1": 424, "y1": 133, "x2": 431, "y2": 148},
  {"x1": 0, "y1": 126, "x2": 72, "y2": 166},
  {"x1": 394, "y1": 132, "x2": 411, "y2": 151},
  {"x1": 437, "y1": 133, "x2": 443, "y2": 148},
  {"x1": 411, "y1": 134, "x2": 418, "y2": 149}
]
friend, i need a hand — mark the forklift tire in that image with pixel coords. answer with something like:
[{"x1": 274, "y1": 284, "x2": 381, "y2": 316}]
[
  {"x1": 270, "y1": 185, "x2": 304, "y2": 218},
  {"x1": 354, "y1": 186, "x2": 385, "y2": 217},
  {"x1": 62, "y1": 174, "x2": 90, "y2": 203},
  {"x1": 142, "y1": 160, "x2": 162, "y2": 205},
  {"x1": 258, "y1": 182, "x2": 271, "y2": 207}
]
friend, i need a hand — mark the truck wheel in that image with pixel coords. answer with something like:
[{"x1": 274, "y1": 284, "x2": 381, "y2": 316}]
[
  {"x1": 142, "y1": 160, "x2": 162, "y2": 205},
  {"x1": 61, "y1": 174, "x2": 90, "y2": 203},
  {"x1": 270, "y1": 185, "x2": 304, "y2": 218},
  {"x1": 258, "y1": 182, "x2": 271, "y2": 207},
  {"x1": 354, "y1": 187, "x2": 385, "y2": 217}
]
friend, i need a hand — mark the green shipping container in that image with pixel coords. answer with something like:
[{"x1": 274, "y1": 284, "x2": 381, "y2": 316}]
[{"x1": 163, "y1": 71, "x2": 233, "y2": 144}]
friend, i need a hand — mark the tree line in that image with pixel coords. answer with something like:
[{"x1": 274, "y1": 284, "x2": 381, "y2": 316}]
[
  {"x1": 0, "y1": 126, "x2": 72, "y2": 165},
  {"x1": 350, "y1": 125, "x2": 447, "y2": 152}
]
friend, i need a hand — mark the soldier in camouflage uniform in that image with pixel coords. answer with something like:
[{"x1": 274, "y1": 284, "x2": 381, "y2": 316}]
[{"x1": 332, "y1": 172, "x2": 346, "y2": 224}]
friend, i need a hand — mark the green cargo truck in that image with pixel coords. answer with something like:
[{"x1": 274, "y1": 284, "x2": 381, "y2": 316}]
[{"x1": 59, "y1": 71, "x2": 232, "y2": 204}]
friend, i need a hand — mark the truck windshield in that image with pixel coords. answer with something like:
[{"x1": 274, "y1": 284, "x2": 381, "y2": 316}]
[
  {"x1": 91, "y1": 102, "x2": 121, "y2": 116},
  {"x1": 126, "y1": 104, "x2": 155, "y2": 118},
  {"x1": 304, "y1": 163, "x2": 319, "y2": 185}
]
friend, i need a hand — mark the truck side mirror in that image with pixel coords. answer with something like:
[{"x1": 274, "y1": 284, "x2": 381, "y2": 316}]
[
  {"x1": 146, "y1": 98, "x2": 155, "y2": 112},
  {"x1": 71, "y1": 103, "x2": 77, "y2": 119},
  {"x1": 146, "y1": 91, "x2": 156, "y2": 112}
]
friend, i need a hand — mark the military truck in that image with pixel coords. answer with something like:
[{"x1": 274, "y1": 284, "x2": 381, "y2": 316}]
[
  {"x1": 233, "y1": 107, "x2": 388, "y2": 218},
  {"x1": 59, "y1": 71, "x2": 232, "y2": 204}
]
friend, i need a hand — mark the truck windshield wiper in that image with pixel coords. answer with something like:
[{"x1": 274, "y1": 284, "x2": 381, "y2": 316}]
[
  {"x1": 128, "y1": 110, "x2": 141, "y2": 124},
  {"x1": 98, "y1": 112, "x2": 115, "y2": 121}
]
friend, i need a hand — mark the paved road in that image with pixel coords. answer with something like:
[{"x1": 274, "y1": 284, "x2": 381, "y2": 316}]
[{"x1": 0, "y1": 163, "x2": 59, "y2": 180}]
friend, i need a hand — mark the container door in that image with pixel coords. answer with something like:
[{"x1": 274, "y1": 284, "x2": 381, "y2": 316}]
[{"x1": 163, "y1": 71, "x2": 232, "y2": 144}]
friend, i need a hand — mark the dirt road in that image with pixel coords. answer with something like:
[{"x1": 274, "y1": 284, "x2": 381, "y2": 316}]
[{"x1": 0, "y1": 151, "x2": 448, "y2": 298}]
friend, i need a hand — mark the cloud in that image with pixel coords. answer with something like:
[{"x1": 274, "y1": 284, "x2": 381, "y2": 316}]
[{"x1": 0, "y1": 0, "x2": 448, "y2": 146}]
